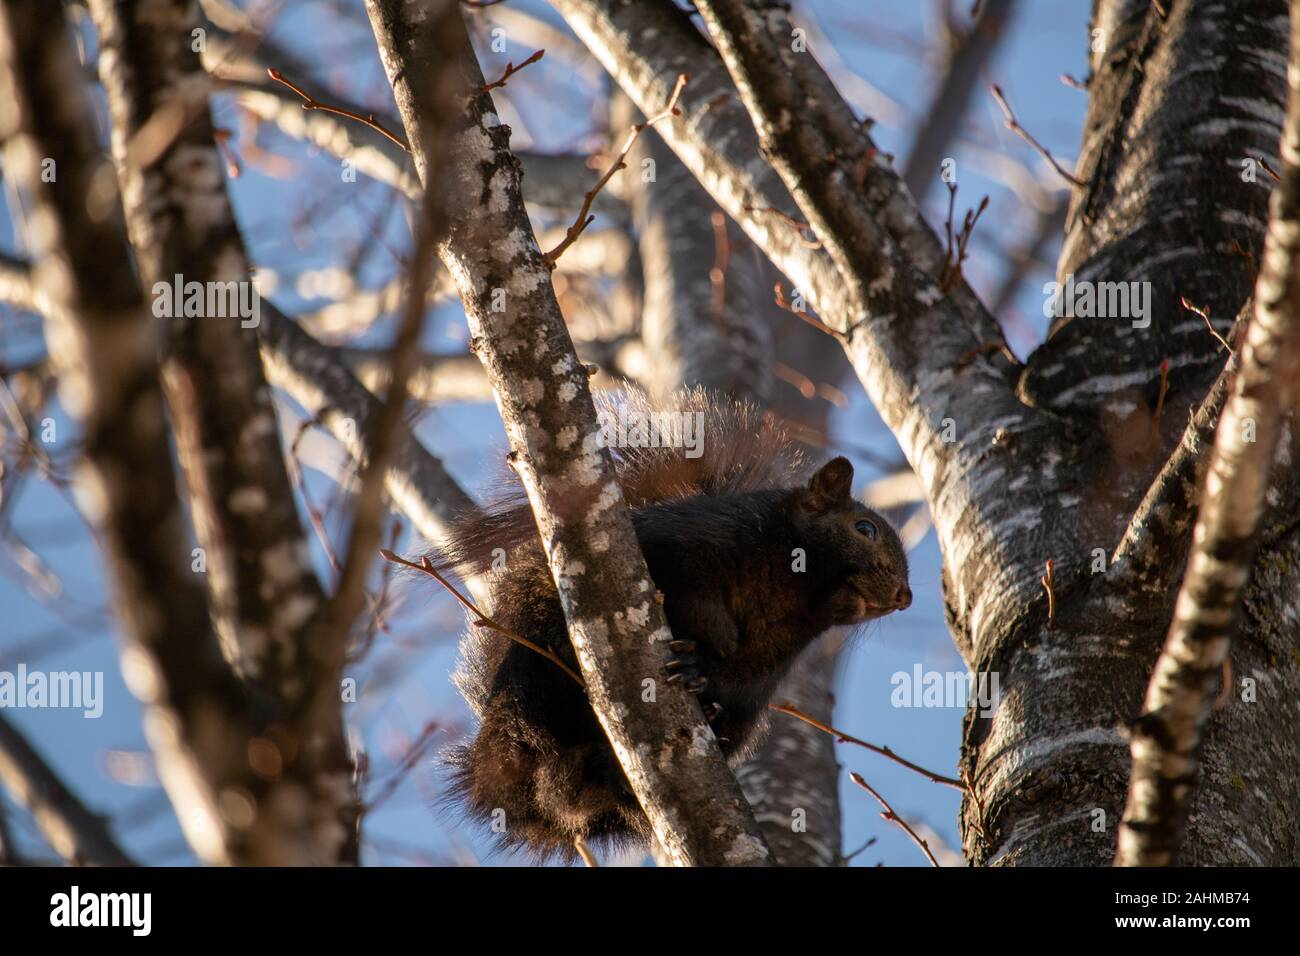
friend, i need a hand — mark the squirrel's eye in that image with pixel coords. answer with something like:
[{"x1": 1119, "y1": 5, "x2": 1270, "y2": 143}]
[{"x1": 855, "y1": 519, "x2": 878, "y2": 540}]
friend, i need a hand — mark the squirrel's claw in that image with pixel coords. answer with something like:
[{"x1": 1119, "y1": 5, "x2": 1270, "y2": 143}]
[
  {"x1": 664, "y1": 656, "x2": 696, "y2": 674},
  {"x1": 665, "y1": 660, "x2": 707, "y2": 696},
  {"x1": 702, "y1": 701, "x2": 723, "y2": 721},
  {"x1": 665, "y1": 647, "x2": 702, "y2": 689}
]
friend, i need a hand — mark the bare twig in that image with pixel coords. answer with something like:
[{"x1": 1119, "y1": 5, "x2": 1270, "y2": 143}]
[
  {"x1": 773, "y1": 362, "x2": 848, "y2": 405},
  {"x1": 362, "y1": 718, "x2": 442, "y2": 814},
  {"x1": 480, "y1": 48, "x2": 544, "y2": 93},
  {"x1": 956, "y1": 340, "x2": 1018, "y2": 369},
  {"x1": 990, "y1": 84, "x2": 1084, "y2": 187},
  {"x1": 773, "y1": 282, "x2": 846, "y2": 341},
  {"x1": 1181, "y1": 296, "x2": 1234, "y2": 354},
  {"x1": 544, "y1": 73, "x2": 688, "y2": 266},
  {"x1": 939, "y1": 182, "x2": 990, "y2": 292},
  {"x1": 770, "y1": 702, "x2": 965, "y2": 790},
  {"x1": 1149, "y1": 357, "x2": 1171, "y2": 448},
  {"x1": 380, "y1": 549, "x2": 585, "y2": 687},
  {"x1": 1214, "y1": 657, "x2": 1233, "y2": 711},
  {"x1": 285, "y1": 418, "x2": 392, "y2": 643},
  {"x1": 574, "y1": 837, "x2": 599, "y2": 867},
  {"x1": 708, "y1": 209, "x2": 730, "y2": 325},
  {"x1": 900, "y1": 0, "x2": 1018, "y2": 203},
  {"x1": 960, "y1": 765, "x2": 992, "y2": 845},
  {"x1": 742, "y1": 203, "x2": 824, "y2": 248},
  {"x1": 267, "y1": 66, "x2": 410, "y2": 152},
  {"x1": 843, "y1": 835, "x2": 878, "y2": 862},
  {"x1": 848, "y1": 772, "x2": 940, "y2": 867}
]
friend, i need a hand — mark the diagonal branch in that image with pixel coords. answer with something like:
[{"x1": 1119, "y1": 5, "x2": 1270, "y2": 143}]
[
  {"x1": 258, "y1": 306, "x2": 481, "y2": 547},
  {"x1": 1106, "y1": 309, "x2": 1243, "y2": 597},
  {"x1": 366, "y1": 0, "x2": 772, "y2": 866},
  {"x1": 0, "y1": 714, "x2": 135, "y2": 866},
  {"x1": 88, "y1": 0, "x2": 325, "y2": 699},
  {"x1": 1116, "y1": 2, "x2": 1300, "y2": 866},
  {"x1": 0, "y1": 261, "x2": 483, "y2": 559}
]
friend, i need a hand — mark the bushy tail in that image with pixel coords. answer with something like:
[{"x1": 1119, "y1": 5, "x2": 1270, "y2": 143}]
[{"x1": 437, "y1": 386, "x2": 808, "y2": 579}]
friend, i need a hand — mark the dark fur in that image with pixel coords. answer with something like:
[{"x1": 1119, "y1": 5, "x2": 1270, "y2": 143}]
[{"x1": 438, "y1": 389, "x2": 910, "y2": 862}]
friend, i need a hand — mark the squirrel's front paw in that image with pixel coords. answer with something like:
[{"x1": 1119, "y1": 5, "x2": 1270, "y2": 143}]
[{"x1": 664, "y1": 640, "x2": 708, "y2": 695}]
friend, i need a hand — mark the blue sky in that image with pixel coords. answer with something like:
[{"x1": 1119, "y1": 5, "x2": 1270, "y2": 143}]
[{"x1": 0, "y1": 0, "x2": 1089, "y2": 866}]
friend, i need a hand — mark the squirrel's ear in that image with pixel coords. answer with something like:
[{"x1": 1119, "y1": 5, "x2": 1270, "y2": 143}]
[{"x1": 805, "y1": 456, "x2": 854, "y2": 511}]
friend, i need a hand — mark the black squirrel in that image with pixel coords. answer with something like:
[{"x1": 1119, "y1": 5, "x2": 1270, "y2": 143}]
[{"x1": 438, "y1": 389, "x2": 911, "y2": 862}]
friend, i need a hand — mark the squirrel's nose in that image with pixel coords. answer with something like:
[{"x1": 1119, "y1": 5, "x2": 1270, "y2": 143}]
[{"x1": 894, "y1": 585, "x2": 912, "y2": 610}]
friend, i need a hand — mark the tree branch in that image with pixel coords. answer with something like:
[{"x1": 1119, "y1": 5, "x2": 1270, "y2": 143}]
[
  {"x1": 87, "y1": 0, "x2": 325, "y2": 701},
  {"x1": 205, "y1": 22, "x2": 628, "y2": 227},
  {"x1": 1116, "y1": 1, "x2": 1300, "y2": 865},
  {"x1": 366, "y1": 0, "x2": 772, "y2": 866},
  {"x1": 0, "y1": 714, "x2": 135, "y2": 866},
  {"x1": 258, "y1": 306, "x2": 481, "y2": 546}
]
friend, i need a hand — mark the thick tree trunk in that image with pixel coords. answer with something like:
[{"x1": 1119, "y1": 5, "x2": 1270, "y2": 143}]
[
  {"x1": 963, "y1": 0, "x2": 1300, "y2": 867},
  {"x1": 555, "y1": 0, "x2": 1300, "y2": 866}
]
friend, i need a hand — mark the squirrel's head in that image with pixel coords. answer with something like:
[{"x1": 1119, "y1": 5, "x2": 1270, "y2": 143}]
[{"x1": 791, "y1": 456, "x2": 911, "y2": 625}]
